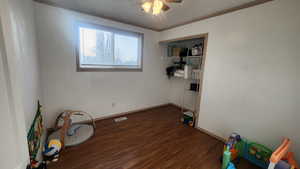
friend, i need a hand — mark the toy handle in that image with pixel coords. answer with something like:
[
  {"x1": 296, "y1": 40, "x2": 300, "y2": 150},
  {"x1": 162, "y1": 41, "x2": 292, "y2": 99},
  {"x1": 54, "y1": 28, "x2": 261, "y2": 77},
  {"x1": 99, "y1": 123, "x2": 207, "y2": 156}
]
[
  {"x1": 286, "y1": 152, "x2": 299, "y2": 169},
  {"x1": 270, "y1": 138, "x2": 291, "y2": 163}
]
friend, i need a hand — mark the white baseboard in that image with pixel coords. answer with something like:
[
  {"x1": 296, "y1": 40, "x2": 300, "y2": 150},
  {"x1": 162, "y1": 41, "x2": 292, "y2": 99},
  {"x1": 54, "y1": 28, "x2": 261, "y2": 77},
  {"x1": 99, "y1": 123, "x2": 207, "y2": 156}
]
[
  {"x1": 195, "y1": 127, "x2": 227, "y2": 143},
  {"x1": 94, "y1": 103, "x2": 172, "y2": 122},
  {"x1": 15, "y1": 160, "x2": 28, "y2": 169}
]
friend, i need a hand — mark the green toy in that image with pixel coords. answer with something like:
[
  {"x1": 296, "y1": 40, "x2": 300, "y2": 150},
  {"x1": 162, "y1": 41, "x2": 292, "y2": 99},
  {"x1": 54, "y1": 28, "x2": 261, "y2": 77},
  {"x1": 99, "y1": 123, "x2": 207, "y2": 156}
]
[
  {"x1": 222, "y1": 133, "x2": 273, "y2": 169},
  {"x1": 27, "y1": 101, "x2": 44, "y2": 161},
  {"x1": 222, "y1": 146, "x2": 232, "y2": 169}
]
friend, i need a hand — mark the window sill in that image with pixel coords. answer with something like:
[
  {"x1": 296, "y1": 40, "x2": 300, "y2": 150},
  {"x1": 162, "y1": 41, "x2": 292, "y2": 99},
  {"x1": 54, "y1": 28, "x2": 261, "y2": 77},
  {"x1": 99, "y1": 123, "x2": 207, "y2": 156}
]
[{"x1": 77, "y1": 66, "x2": 143, "y2": 72}]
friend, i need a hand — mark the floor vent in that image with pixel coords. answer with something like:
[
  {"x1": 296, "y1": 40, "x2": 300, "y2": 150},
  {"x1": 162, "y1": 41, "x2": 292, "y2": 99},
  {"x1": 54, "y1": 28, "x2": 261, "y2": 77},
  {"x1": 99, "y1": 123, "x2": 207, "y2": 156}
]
[{"x1": 114, "y1": 116, "x2": 128, "y2": 122}]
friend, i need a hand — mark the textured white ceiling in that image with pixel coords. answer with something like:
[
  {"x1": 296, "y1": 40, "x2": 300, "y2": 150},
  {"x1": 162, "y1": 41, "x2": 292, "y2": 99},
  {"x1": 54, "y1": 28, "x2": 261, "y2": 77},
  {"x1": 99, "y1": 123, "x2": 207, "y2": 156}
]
[{"x1": 35, "y1": 0, "x2": 268, "y2": 31}]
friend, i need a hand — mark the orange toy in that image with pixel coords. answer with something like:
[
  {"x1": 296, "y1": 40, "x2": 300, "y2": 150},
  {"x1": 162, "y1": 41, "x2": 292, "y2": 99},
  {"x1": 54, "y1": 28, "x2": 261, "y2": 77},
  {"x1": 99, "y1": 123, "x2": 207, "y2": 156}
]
[
  {"x1": 223, "y1": 146, "x2": 238, "y2": 160},
  {"x1": 267, "y1": 138, "x2": 299, "y2": 169},
  {"x1": 284, "y1": 152, "x2": 299, "y2": 169}
]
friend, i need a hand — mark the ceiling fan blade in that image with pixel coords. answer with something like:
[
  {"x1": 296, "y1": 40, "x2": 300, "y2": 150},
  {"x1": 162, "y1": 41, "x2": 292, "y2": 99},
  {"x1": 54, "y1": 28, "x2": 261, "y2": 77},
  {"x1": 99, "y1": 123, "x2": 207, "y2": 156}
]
[
  {"x1": 165, "y1": 0, "x2": 183, "y2": 3},
  {"x1": 162, "y1": 3, "x2": 170, "y2": 11}
]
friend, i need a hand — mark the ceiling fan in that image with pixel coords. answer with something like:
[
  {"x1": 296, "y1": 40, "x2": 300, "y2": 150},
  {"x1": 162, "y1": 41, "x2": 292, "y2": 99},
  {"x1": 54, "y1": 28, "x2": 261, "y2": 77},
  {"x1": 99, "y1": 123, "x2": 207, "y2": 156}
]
[{"x1": 141, "y1": 0, "x2": 183, "y2": 15}]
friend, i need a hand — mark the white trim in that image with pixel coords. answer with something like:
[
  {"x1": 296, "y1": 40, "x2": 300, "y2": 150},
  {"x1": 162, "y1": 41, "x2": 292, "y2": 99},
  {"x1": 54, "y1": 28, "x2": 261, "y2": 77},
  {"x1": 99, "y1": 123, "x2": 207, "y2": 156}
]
[
  {"x1": 75, "y1": 21, "x2": 144, "y2": 71},
  {"x1": 195, "y1": 127, "x2": 227, "y2": 143},
  {"x1": 15, "y1": 160, "x2": 29, "y2": 169}
]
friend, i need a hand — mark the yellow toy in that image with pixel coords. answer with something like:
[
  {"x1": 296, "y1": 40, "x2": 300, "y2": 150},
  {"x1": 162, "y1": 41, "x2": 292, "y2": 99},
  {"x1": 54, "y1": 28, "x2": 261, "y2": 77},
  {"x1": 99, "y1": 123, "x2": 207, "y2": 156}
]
[{"x1": 43, "y1": 139, "x2": 62, "y2": 162}]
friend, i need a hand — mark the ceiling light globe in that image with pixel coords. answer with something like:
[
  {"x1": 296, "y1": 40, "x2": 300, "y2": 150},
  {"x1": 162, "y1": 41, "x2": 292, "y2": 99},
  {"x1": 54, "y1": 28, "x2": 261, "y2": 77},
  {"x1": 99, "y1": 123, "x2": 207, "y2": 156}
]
[
  {"x1": 152, "y1": 0, "x2": 163, "y2": 15},
  {"x1": 142, "y1": 2, "x2": 152, "y2": 13}
]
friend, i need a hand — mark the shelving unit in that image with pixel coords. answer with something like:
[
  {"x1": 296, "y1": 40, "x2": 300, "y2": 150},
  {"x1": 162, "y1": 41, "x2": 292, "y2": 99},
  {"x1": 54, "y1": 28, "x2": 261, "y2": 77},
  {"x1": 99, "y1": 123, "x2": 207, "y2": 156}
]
[{"x1": 160, "y1": 34, "x2": 208, "y2": 127}]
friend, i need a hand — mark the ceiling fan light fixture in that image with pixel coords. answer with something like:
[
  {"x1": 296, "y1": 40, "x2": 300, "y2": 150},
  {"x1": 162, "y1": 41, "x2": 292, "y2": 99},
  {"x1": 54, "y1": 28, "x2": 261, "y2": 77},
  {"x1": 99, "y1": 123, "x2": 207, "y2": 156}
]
[
  {"x1": 142, "y1": 1, "x2": 152, "y2": 13},
  {"x1": 152, "y1": 0, "x2": 163, "y2": 15}
]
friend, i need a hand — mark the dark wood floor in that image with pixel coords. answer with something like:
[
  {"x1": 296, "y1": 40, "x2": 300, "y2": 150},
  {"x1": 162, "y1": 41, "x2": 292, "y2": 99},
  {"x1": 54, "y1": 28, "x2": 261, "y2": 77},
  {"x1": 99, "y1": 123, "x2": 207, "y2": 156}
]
[{"x1": 49, "y1": 105, "x2": 260, "y2": 169}]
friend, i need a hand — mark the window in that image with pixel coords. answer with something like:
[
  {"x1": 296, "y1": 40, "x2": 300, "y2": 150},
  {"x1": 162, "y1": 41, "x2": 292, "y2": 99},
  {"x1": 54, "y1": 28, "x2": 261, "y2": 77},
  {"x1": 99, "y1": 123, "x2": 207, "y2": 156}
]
[{"x1": 76, "y1": 22, "x2": 143, "y2": 71}]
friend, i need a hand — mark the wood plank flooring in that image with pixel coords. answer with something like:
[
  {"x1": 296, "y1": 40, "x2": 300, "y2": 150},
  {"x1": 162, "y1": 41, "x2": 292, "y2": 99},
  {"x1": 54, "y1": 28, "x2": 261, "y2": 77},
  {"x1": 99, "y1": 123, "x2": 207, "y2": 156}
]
[{"x1": 48, "y1": 105, "x2": 260, "y2": 169}]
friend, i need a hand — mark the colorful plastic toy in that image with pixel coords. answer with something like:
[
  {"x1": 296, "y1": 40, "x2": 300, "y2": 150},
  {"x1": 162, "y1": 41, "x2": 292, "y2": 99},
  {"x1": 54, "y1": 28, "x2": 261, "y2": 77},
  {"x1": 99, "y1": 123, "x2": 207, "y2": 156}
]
[
  {"x1": 27, "y1": 101, "x2": 44, "y2": 161},
  {"x1": 285, "y1": 152, "x2": 299, "y2": 169},
  {"x1": 268, "y1": 139, "x2": 299, "y2": 169},
  {"x1": 222, "y1": 146, "x2": 232, "y2": 169},
  {"x1": 243, "y1": 140, "x2": 273, "y2": 168},
  {"x1": 222, "y1": 134, "x2": 298, "y2": 169},
  {"x1": 48, "y1": 110, "x2": 96, "y2": 148},
  {"x1": 224, "y1": 133, "x2": 242, "y2": 161},
  {"x1": 227, "y1": 162, "x2": 237, "y2": 169},
  {"x1": 43, "y1": 139, "x2": 62, "y2": 162}
]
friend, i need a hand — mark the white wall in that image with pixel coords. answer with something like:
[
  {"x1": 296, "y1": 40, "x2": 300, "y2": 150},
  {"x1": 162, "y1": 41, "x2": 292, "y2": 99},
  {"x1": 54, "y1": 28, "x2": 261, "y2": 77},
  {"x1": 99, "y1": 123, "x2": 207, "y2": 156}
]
[
  {"x1": 0, "y1": 0, "x2": 41, "y2": 132},
  {"x1": 34, "y1": 2, "x2": 170, "y2": 127},
  {"x1": 161, "y1": 0, "x2": 300, "y2": 160},
  {"x1": 18, "y1": 0, "x2": 42, "y2": 131},
  {"x1": 168, "y1": 78, "x2": 198, "y2": 110},
  {"x1": 0, "y1": 0, "x2": 41, "y2": 167},
  {"x1": 0, "y1": 19, "x2": 21, "y2": 169}
]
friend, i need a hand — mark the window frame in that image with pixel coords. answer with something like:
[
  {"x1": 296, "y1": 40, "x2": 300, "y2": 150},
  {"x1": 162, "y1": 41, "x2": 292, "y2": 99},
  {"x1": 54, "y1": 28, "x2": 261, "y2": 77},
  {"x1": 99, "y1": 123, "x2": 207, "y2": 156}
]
[{"x1": 75, "y1": 21, "x2": 144, "y2": 72}]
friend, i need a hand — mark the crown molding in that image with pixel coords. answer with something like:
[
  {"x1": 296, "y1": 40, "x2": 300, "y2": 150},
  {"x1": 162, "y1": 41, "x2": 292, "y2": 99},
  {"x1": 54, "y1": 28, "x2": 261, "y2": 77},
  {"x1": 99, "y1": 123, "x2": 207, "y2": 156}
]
[
  {"x1": 34, "y1": 0, "x2": 273, "y2": 32},
  {"x1": 158, "y1": 0, "x2": 273, "y2": 31},
  {"x1": 34, "y1": 0, "x2": 160, "y2": 31}
]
